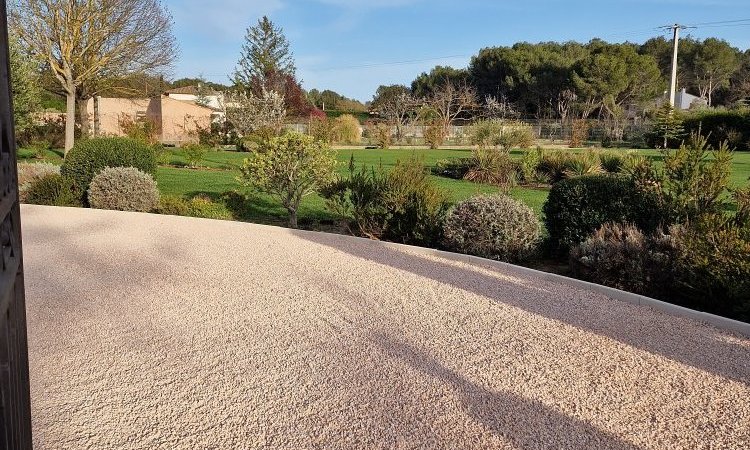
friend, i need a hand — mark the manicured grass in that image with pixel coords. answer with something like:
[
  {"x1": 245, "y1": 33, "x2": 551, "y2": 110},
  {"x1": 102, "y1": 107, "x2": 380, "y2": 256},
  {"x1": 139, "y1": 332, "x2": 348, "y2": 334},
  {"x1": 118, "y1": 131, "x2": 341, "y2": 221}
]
[
  {"x1": 156, "y1": 148, "x2": 547, "y2": 226},
  {"x1": 18, "y1": 145, "x2": 750, "y2": 228}
]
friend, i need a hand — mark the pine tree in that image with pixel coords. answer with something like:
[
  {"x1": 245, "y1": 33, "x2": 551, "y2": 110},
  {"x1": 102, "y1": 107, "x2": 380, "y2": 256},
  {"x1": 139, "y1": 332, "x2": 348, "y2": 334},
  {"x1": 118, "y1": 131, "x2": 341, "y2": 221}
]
[
  {"x1": 232, "y1": 16, "x2": 296, "y2": 94},
  {"x1": 653, "y1": 103, "x2": 684, "y2": 149}
]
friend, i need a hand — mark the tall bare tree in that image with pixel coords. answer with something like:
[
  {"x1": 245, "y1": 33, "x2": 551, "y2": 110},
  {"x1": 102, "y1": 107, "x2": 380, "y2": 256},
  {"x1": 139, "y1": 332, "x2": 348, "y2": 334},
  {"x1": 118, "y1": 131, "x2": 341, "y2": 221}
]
[
  {"x1": 425, "y1": 82, "x2": 477, "y2": 134},
  {"x1": 11, "y1": 0, "x2": 177, "y2": 152}
]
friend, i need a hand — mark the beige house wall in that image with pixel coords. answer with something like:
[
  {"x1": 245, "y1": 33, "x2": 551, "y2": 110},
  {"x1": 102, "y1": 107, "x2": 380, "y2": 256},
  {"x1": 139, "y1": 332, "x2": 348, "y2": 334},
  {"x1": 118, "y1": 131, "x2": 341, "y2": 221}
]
[
  {"x1": 159, "y1": 97, "x2": 213, "y2": 145},
  {"x1": 86, "y1": 96, "x2": 214, "y2": 146}
]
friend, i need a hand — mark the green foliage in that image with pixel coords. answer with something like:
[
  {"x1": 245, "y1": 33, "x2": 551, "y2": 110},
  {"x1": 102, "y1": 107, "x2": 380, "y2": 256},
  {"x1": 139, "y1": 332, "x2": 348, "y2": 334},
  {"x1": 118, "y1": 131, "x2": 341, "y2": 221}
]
[
  {"x1": 598, "y1": 151, "x2": 625, "y2": 173},
  {"x1": 18, "y1": 162, "x2": 60, "y2": 202},
  {"x1": 538, "y1": 150, "x2": 574, "y2": 183},
  {"x1": 308, "y1": 116, "x2": 337, "y2": 144},
  {"x1": 680, "y1": 109, "x2": 750, "y2": 151},
  {"x1": 423, "y1": 122, "x2": 446, "y2": 149},
  {"x1": 373, "y1": 124, "x2": 392, "y2": 149},
  {"x1": 570, "y1": 222, "x2": 676, "y2": 296},
  {"x1": 156, "y1": 195, "x2": 191, "y2": 216},
  {"x1": 232, "y1": 16, "x2": 295, "y2": 92},
  {"x1": 562, "y1": 150, "x2": 604, "y2": 178},
  {"x1": 9, "y1": 33, "x2": 41, "y2": 141},
  {"x1": 307, "y1": 89, "x2": 367, "y2": 113},
  {"x1": 186, "y1": 195, "x2": 233, "y2": 220},
  {"x1": 543, "y1": 174, "x2": 665, "y2": 254},
  {"x1": 24, "y1": 174, "x2": 79, "y2": 207},
  {"x1": 431, "y1": 158, "x2": 473, "y2": 180},
  {"x1": 443, "y1": 195, "x2": 540, "y2": 262},
  {"x1": 87, "y1": 167, "x2": 160, "y2": 212},
  {"x1": 469, "y1": 120, "x2": 534, "y2": 151},
  {"x1": 321, "y1": 156, "x2": 450, "y2": 247},
  {"x1": 661, "y1": 134, "x2": 733, "y2": 222},
  {"x1": 334, "y1": 114, "x2": 361, "y2": 144},
  {"x1": 238, "y1": 131, "x2": 337, "y2": 227},
  {"x1": 61, "y1": 137, "x2": 157, "y2": 200},
  {"x1": 464, "y1": 148, "x2": 518, "y2": 192},
  {"x1": 520, "y1": 148, "x2": 544, "y2": 183},
  {"x1": 182, "y1": 144, "x2": 207, "y2": 168},
  {"x1": 411, "y1": 66, "x2": 470, "y2": 98},
  {"x1": 672, "y1": 216, "x2": 750, "y2": 321},
  {"x1": 651, "y1": 103, "x2": 685, "y2": 149},
  {"x1": 156, "y1": 194, "x2": 233, "y2": 220}
]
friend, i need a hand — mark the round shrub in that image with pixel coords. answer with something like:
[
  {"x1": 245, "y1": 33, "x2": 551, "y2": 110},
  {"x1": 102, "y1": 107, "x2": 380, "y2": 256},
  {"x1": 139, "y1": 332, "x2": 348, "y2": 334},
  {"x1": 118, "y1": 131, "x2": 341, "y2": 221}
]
[
  {"x1": 87, "y1": 167, "x2": 159, "y2": 212},
  {"x1": 570, "y1": 222, "x2": 675, "y2": 296},
  {"x1": 24, "y1": 174, "x2": 79, "y2": 206},
  {"x1": 61, "y1": 137, "x2": 157, "y2": 198},
  {"x1": 443, "y1": 195, "x2": 540, "y2": 262},
  {"x1": 543, "y1": 174, "x2": 665, "y2": 255},
  {"x1": 18, "y1": 162, "x2": 61, "y2": 202}
]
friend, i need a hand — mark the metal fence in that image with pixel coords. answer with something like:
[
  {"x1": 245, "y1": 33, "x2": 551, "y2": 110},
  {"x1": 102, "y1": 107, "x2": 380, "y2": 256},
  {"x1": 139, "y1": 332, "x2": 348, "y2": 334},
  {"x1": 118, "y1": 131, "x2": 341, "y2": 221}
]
[{"x1": 286, "y1": 119, "x2": 653, "y2": 148}]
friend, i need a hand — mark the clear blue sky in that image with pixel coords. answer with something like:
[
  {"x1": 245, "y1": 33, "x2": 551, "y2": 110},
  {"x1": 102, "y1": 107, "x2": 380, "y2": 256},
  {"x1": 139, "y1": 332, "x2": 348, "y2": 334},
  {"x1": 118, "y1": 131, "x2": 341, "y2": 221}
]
[{"x1": 166, "y1": 0, "x2": 750, "y2": 102}]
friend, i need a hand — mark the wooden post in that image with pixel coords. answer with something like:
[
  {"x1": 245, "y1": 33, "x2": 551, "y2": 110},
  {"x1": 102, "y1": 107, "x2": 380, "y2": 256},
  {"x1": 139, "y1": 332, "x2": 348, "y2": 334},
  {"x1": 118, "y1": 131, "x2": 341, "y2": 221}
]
[{"x1": 0, "y1": 0, "x2": 33, "y2": 447}]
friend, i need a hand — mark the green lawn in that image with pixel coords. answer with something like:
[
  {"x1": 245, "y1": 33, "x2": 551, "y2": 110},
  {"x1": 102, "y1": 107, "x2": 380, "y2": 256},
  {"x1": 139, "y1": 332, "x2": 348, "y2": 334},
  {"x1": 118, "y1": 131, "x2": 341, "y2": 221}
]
[
  {"x1": 157, "y1": 148, "x2": 527, "y2": 227},
  {"x1": 18, "y1": 145, "x2": 750, "y2": 228}
]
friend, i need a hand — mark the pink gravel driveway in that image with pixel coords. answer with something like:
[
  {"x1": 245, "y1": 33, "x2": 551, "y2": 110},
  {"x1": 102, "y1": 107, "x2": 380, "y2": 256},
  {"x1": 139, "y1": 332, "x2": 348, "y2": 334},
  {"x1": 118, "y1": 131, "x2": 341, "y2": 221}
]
[{"x1": 22, "y1": 205, "x2": 750, "y2": 449}]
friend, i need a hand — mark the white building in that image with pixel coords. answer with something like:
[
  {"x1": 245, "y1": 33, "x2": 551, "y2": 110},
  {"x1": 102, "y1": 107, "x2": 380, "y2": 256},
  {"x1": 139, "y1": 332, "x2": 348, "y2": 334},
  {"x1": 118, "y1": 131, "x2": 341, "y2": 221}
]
[{"x1": 164, "y1": 85, "x2": 225, "y2": 120}]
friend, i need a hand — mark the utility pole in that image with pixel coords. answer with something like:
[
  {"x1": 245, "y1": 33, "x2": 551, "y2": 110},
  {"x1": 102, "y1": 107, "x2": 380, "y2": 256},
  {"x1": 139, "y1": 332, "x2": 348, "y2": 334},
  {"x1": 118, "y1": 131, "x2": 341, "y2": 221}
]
[
  {"x1": 661, "y1": 23, "x2": 692, "y2": 107},
  {"x1": 669, "y1": 24, "x2": 681, "y2": 107}
]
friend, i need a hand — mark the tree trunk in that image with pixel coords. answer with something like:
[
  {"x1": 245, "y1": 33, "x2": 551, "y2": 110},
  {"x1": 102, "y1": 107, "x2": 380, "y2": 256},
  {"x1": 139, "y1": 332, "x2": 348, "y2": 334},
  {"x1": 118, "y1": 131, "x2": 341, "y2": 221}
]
[
  {"x1": 78, "y1": 97, "x2": 90, "y2": 138},
  {"x1": 93, "y1": 96, "x2": 100, "y2": 137},
  {"x1": 64, "y1": 88, "x2": 76, "y2": 153},
  {"x1": 288, "y1": 209, "x2": 298, "y2": 229}
]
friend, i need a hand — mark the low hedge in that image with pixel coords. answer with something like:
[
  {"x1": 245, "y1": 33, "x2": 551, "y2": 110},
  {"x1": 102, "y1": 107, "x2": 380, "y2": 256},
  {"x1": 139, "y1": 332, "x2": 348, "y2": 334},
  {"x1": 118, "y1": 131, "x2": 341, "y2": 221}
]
[
  {"x1": 681, "y1": 109, "x2": 750, "y2": 151},
  {"x1": 61, "y1": 137, "x2": 157, "y2": 200}
]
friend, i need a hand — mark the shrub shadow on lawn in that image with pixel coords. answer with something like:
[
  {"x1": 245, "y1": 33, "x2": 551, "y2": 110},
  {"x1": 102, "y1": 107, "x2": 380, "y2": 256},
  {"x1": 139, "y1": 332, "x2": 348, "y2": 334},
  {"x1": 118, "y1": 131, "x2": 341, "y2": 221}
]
[{"x1": 294, "y1": 230, "x2": 750, "y2": 385}]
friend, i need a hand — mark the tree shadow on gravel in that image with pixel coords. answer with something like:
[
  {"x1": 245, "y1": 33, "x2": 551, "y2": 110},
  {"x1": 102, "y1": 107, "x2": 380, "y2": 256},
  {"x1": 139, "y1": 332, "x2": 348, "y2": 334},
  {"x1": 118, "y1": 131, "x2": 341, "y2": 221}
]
[
  {"x1": 370, "y1": 332, "x2": 642, "y2": 450},
  {"x1": 294, "y1": 230, "x2": 750, "y2": 385}
]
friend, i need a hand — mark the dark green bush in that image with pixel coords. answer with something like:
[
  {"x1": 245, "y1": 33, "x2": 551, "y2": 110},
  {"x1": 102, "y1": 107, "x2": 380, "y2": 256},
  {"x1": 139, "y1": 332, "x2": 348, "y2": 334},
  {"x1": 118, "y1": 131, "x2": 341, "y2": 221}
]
[
  {"x1": 671, "y1": 216, "x2": 750, "y2": 321},
  {"x1": 61, "y1": 137, "x2": 157, "y2": 199},
  {"x1": 680, "y1": 109, "x2": 750, "y2": 151},
  {"x1": 431, "y1": 158, "x2": 473, "y2": 179},
  {"x1": 443, "y1": 195, "x2": 540, "y2": 262},
  {"x1": 24, "y1": 174, "x2": 79, "y2": 207},
  {"x1": 543, "y1": 174, "x2": 665, "y2": 255},
  {"x1": 322, "y1": 156, "x2": 449, "y2": 247}
]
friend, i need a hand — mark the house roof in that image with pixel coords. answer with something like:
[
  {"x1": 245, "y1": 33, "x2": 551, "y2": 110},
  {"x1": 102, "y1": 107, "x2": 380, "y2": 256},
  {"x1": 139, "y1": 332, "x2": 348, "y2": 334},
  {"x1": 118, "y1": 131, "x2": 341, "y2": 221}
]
[{"x1": 165, "y1": 85, "x2": 218, "y2": 96}]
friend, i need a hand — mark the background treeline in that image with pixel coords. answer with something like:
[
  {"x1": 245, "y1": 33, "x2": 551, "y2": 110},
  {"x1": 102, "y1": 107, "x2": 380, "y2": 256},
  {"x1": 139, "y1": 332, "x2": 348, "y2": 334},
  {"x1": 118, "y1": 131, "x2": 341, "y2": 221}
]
[{"x1": 408, "y1": 37, "x2": 749, "y2": 120}]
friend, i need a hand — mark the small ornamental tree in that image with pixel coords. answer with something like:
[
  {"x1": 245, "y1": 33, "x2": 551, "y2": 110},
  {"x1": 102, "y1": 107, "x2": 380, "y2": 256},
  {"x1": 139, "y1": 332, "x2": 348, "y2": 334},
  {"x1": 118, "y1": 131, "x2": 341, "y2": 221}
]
[
  {"x1": 653, "y1": 103, "x2": 684, "y2": 149},
  {"x1": 238, "y1": 132, "x2": 337, "y2": 228}
]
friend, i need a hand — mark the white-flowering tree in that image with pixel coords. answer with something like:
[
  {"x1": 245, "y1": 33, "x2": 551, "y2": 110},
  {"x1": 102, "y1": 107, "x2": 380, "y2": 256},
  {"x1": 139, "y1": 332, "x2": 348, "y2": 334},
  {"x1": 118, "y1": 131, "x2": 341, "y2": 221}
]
[{"x1": 224, "y1": 89, "x2": 286, "y2": 136}]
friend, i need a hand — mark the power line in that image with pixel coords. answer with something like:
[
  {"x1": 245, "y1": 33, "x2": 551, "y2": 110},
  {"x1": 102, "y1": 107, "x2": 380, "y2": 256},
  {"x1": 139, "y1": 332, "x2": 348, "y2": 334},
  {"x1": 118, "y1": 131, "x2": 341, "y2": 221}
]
[
  {"x1": 686, "y1": 18, "x2": 750, "y2": 27},
  {"x1": 312, "y1": 54, "x2": 471, "y2": 72}
]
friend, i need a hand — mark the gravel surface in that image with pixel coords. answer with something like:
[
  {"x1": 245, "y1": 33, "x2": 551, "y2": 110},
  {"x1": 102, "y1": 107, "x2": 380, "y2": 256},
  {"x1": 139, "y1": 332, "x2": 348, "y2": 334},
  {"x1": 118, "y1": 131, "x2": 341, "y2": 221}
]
[{"x1": 23, "y1": 204, "x2": 750, "y2": 449}]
